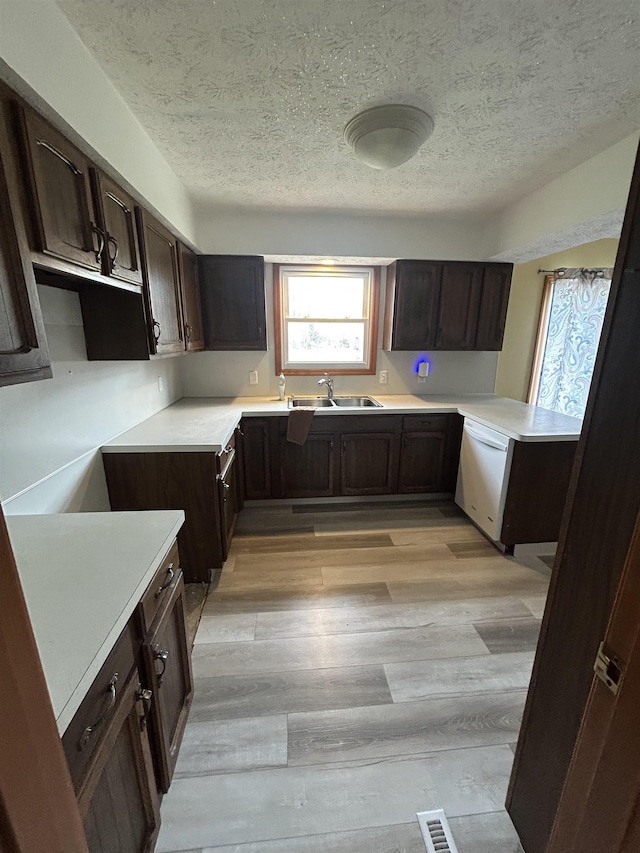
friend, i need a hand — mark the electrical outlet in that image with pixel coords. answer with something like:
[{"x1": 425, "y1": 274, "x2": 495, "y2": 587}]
[
  {"x1": 379, "y1": 370, "x2": 388, "y2": 384},
  {"x1": 157, "y1": 376, "x2": 164, "y2": 392},
  {"x1": 249, "y1": 370, "x2": 259, "y2": 385}
]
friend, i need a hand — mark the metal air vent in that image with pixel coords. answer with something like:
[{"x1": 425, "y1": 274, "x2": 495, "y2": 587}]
[{"x1": 417, "y1": 809, "x2": 459, "y2": 853}]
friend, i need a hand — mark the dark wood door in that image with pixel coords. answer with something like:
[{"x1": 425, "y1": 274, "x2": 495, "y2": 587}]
[
  {"x1": 136, "y1": 208, "x2": 184, "y2": 355},
  {"x1": 142, "y1": 572, "x2": 193, "y2": 794},
  {"x1": 340, "y1": 432, "x2": 399, "y2": 495},
  {"x1": 436, "y1": 263, "x2": 483, "y2": 350},
  {"x1": 78, "y1": 672, "x2": 160, "y2": 853},
  {"x1": 387, "y1": 260, "x2": 441, "y2": 350},
  {"x1": 177, "y1": 243, "x2": 204, "y2": 351},
  {"x1": 507, "y1": 143, "x2": 640, "y2": 853},
  {"x1": 91, "y1": 170, "x2": 142, "y2": 286},
  {"x1": 18, "y1": 105, "x2": 102, "y2": 272},
  {"x1": 280, "y1": 434, "x2": 336, "y2": 498},
  {"x1": 398, "y1": 431, "x2": 446, "y2": 493},
  {"x1": 0, "y1": 111, "x2": 51, "y2": 387},
  {"x1": 547, "y1": 511, "x2": 640, "y2": 853},
  {"x1": 475, "y1": 264, "x2": 512, "y2": 350},
  {"x1": 241, "y1": 418, "x2": 273, "y2": 499},
  {"x1": 199, "y1": 255, "x2": 266, "y2": 350}
]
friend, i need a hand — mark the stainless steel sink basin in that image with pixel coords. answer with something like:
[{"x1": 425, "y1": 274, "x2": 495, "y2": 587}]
[
  {"x1": 332, "y1": 396, "x2": 382, "y2": 407},
  {"x1": 289, "y1": 397, "x2": 334, "y2": 408},
  {"x1": 288, "y1": 395, "x2": 382, "y2": 408}
]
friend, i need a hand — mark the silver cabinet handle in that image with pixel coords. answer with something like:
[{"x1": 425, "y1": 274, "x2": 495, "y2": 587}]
[
  {"x1": 153, "y1": 646, "x2": 169, "y2": 684},
  {"x1": 154, "y1": 563, "x2": 174, "y2": 597},
  {"x1": 152, "y1": 319, "x2": 161, "y2": 344},
  {"x1": 136, "y1": 685, "x2": 153, "y2": 731},
  {"x1": 107, "y1": 233, "x2": 119, "y2": 271},
  {"x1": 91, "y1": 224, "x2": 105, "y2": 264},
  {"x1": 79, "y1": 673, "x2": 118, "y2": 750}
]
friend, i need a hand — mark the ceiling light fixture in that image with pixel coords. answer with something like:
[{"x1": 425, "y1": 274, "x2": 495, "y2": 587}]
[{"x1": 344, "y1": 104, "x2": 434, "y2": 170}]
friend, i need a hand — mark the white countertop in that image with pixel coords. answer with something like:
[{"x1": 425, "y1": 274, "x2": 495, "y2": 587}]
[
  {"x1": 102, "y1": 394, "x2": 582, "y2": 453},
  {"x1": 7, "y1": 510, "x2": 185, "y2": 734}
]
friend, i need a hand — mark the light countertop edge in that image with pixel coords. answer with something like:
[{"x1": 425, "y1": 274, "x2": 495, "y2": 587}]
[
  {"x1": 101, "y1": 395, "x2": 582, "y2": 453},
  {"x1": 7, "y1": 509, "x2": 185, "y2": 734}
]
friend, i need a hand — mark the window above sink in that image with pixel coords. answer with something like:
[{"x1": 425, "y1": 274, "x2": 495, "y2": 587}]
[{"x1": 274, "y1": 264, "x2": 380, "y2": 376}]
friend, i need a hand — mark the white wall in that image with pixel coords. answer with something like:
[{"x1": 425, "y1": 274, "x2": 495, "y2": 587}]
[
  {"x1": 193, "y1": 205, "x2": 488, "y2": 260},
  {"x1": 1, "y1": 286, "x2": 183, "y2": 513},
  {"x1": 0, "y1": 0, "x2": 196, "y2": 245},
  {"x1": 487, "y1": 133, "x2": 638, "y2": 264},
  {"x1": 181, "y1": 264, "x2": 499, "y2": 399}
]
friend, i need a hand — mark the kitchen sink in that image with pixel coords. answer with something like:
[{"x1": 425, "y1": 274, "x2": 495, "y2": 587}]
[
  {"x1": 289, "y1": 397, "x2": 335, "y2": 407},
  {"x1": 332, "y1": 396, "x2": 382, "y2": 407},
  {"x1": 288, "y1": 396, "x2": 382, "y2": 408}
]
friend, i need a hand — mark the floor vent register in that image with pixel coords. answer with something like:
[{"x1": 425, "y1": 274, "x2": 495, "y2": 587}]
[{"x1": 417, "y1": 809, "x2": 459, "y2": 853}]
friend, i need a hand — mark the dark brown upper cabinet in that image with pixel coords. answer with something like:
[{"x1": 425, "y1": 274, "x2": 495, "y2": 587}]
[
  {"x1": 17, "y1": 105, "x2": 103, "y2": 273},
  {"x1": 199, "y1": 255, "x2": 266, "y2": 350},
  {"x1": 136, "y1": 208, "x2": 184, "y2": 356},
  {"x1": 91, "y1": 169, "x2": 143, "y2": 286},
  {"x1": 436, "y1": 263, "x2": 483, "y2": 350},
  {"x1": 177, "y1": 242, "x2": 204, "y2": 352},
  {"x1": 0, "y1": 108, "x2": 51, "y2": 387},
  {"x1": 383, "y1": 259, "x2": 512, "y2": 351},
  {"x1": 383, "y1": 260, "x2": 442, "y2": 350},
  {"x1": 475, "y1": 263, "x2": 513, "y2": 350}
]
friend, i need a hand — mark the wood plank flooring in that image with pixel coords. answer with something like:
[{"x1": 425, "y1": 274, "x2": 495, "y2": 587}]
[{"x1": 157, "y1": 499, "x2": 550, "y2": 853}]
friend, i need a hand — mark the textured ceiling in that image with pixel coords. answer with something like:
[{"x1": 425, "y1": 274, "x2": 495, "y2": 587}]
[{"x1": 55, "y1": 0, "x2": 640, "y2": 216}]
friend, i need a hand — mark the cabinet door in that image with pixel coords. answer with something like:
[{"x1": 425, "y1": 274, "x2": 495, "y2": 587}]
[
  {"x1": 436, "y1": 263, "x2": 483, "y2": 350},
  {"x1": 475, "y1": 264, "x2": 512, "y2": 350},
  {"x1": 0, "y1": 114, "x2": 51, "y2": 386},
  {"x1": 341, "y1": 432, "x2": 399, "y2": 495},
  {"x1": 177, "y1": 242, "x2": 204, "y2": 351},
  {"x1": 218, "y1": 450, "x2": 239, "y2": 560},
  {"x1": 280, "y1": 433, "x2": 336, "y2": 498},
  {"x1": 199, "y1": 255, "x2": 266, "y2": 350},
  {"x1": 19, "y1": 106, "x2": 102, "y2": 272},
  {"x1": 78, "y1": 672, "x2": 160, "y2": 853},
  {"x1": 143, "y1": 571, "x2": 193, "y2": 794},
  {"x1": 136, "y1": 208, "x2": 184, "y2": 355},
  {"x1": 241, "y1": 418, "x2": 273, "y2": 499},
  {"x1": 91, "y1": 170, "x2": 143, "y2": 286},
  {"x1": 398, "y1": 431, "x2": 447, "y2": 493},
  {"x1": 388, "y1": 260, "x2": 441, "y2": 350}
]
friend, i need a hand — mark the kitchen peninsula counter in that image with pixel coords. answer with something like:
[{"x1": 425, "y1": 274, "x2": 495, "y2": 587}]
[
  {"x1": 7, "y1": 509, "x2": 185, "y2": 733},
  {"x1": 101, "y1": 394, "x2": 582, "y2": 454}
]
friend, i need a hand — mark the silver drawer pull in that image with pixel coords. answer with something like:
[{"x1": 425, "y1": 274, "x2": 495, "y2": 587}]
[
  {"x1": 154, "y1": 563, "x2": 174, "y2": 597},
  {"x1": 79, "y1": 673, "x2": 118, "y2": 750},
  {"x1": 153, "y1": 646, "x2": 169, "y2": 684},
  {"x1": 224, "y1": 443, "x2": 233, "y2": 453}
]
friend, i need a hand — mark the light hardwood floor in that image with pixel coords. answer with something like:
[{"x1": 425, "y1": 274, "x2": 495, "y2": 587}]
[{"x1": 158, "y1": 500, "x2": 549, "y2": 853}]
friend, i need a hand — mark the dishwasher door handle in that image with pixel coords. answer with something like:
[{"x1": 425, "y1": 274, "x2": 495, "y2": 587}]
[{"x1": 464, "y1": 424, "x2": 509, "y2": 452}]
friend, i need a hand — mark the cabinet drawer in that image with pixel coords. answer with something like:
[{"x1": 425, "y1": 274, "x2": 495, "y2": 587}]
[
  {"x1": 402, "y1": 414, "x2": 450, "y2": 432},
  {"x1": 139, "y1": 541, "x2": 180, "y2": 634},
  {"x1": 217, "y1": 432, "x2": 236, "y2": 476},
  {"x1": 62, "y1": 621, "x2": 136, "y2": 790}
]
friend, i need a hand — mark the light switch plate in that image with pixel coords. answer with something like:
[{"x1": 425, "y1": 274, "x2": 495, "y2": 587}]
[
  {"x1": 157, "y1": 376, "x2": 164, "y2": 392},
  {"x1": 249, "y1": 370, "x2": 259, "y2": 385},
  {"x1": 379, "y1": 370, "x2": 388, "y2": 384}
]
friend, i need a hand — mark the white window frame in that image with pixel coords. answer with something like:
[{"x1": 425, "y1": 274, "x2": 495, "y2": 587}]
[{"x1": 274, "y1": 264, "x2": 379, "y2": 375}]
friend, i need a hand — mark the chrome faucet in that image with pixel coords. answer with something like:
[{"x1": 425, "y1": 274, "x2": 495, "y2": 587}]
[{"x1": 318, "y1": 373, "x2": 334, "y2": 399}]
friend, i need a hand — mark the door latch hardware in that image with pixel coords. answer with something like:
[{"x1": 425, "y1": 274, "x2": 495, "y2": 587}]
[{"x1": 594, "y1": 641, "x2": 623, "y2": 695}]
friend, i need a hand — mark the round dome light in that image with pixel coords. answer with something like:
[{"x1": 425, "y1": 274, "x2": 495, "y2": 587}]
[{"x1": 344, "y1": 104, "x2": 434, "y2": 170}]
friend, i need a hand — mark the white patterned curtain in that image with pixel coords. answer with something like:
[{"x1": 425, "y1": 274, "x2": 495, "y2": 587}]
[{"x1": 533, "y1": 268, "x2": 612, "y2": 419}]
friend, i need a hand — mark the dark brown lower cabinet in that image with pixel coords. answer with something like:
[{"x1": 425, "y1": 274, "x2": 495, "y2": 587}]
[
  {"x1": 280, "y1": 433, "x2": 336, "y2": 497},
  {"x1": 398, "y1": 431, "x2": 447, "y2": 493},
  {"x1": 141, "y1": 571, "x2": 193, "y2": 793},
  {"x1": 218, "y1": 448, "x2": 240, "y2": 557},
  {"x1": 341, "y1": 432, "x2": 399, "y2": 495},
  {"x1": 241, "y1": 417, "x2": 274, "y2": 499},
  {"x1": 75, "y1": 672, "x2": 160, "y2": 853}
]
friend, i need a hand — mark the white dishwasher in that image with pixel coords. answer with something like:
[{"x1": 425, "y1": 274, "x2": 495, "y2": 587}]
[{"x1": 455, "y1": 418, "x2": 514, "y2": 542}]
